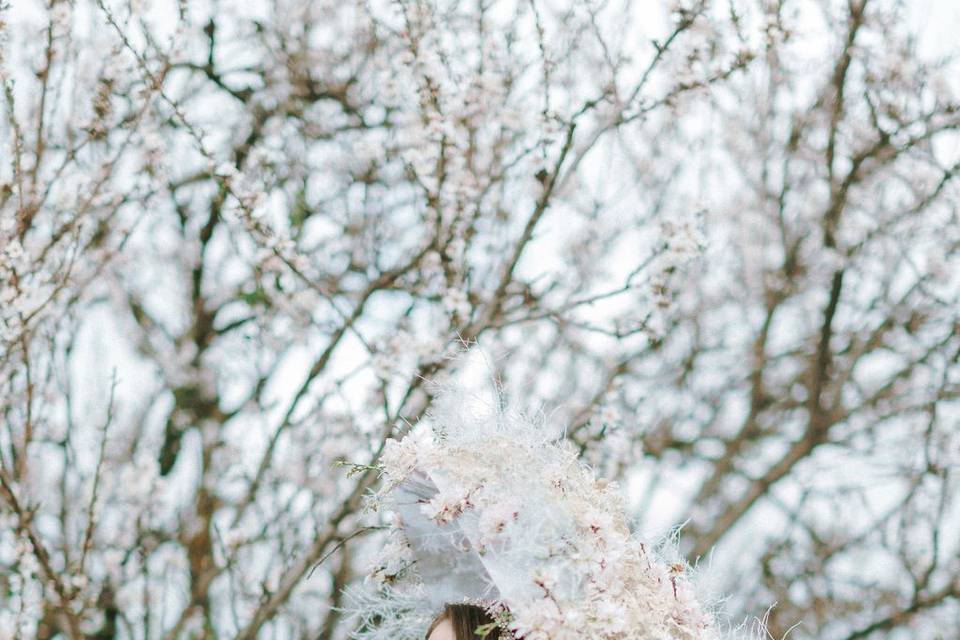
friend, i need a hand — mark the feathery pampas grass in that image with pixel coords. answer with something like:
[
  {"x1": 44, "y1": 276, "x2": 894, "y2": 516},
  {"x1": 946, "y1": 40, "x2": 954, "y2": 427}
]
[{"x1": 341, "y1": 346, "x2": 768, "y2": 640}]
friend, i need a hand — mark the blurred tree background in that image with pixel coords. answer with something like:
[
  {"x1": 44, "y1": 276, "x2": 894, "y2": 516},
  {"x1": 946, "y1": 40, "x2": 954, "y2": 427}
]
[{"x1": 1, "y1": 0, "x2": 958, "y2": 637}]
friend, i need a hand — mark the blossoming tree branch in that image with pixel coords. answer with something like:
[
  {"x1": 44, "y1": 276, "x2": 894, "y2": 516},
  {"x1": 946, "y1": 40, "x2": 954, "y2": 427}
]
[{"x1": 1, "y1": 0, "x2": 958, "y2": 638}]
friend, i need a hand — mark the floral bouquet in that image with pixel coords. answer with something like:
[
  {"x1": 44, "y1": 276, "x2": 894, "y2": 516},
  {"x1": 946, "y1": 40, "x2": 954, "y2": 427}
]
[{"x1": 343, "y1": 376, "x2": 745, "y2": 640}]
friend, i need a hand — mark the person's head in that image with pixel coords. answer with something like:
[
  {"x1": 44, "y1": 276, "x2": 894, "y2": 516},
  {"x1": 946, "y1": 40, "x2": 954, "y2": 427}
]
[{"x1": 425, "y1": 603, "x2": 502, "y2": 640}]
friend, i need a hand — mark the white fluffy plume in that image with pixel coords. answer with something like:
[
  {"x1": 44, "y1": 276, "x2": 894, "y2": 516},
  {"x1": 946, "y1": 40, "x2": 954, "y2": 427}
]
[{"x1": 342, "y1": 346, "x2": 760, "y2": 640}]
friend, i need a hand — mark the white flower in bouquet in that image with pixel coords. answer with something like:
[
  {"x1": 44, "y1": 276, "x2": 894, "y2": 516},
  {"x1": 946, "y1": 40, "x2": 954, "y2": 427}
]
[{"x1": 341, "y1": 362, "x2": 759, "y2": 640}]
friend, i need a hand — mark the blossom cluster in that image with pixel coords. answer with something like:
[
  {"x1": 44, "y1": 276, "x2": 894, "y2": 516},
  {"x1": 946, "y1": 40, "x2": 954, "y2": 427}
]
[{"x1": 349, "y1": 385, "x2": 731, "y2": 640}]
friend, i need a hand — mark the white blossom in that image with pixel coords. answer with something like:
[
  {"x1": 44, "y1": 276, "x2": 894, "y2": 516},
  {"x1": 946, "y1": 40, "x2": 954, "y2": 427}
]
[{"x1": 354, "y1": 378, "x2": 733, "y2": 640}]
